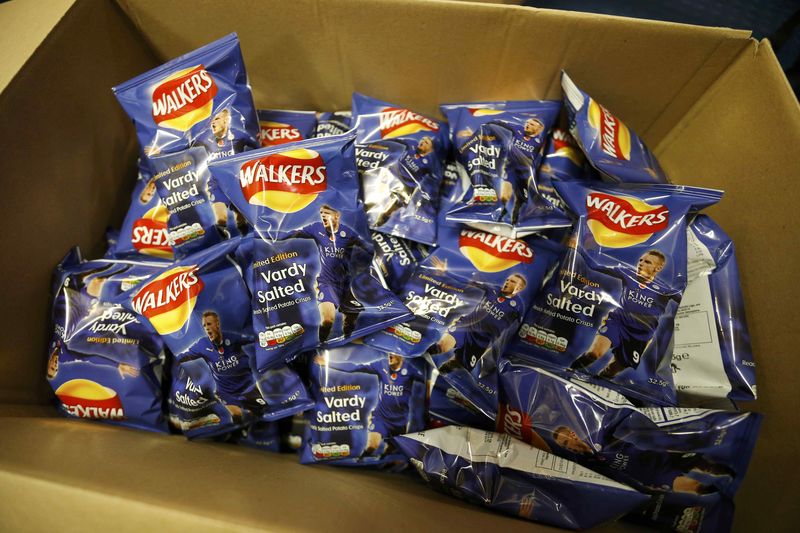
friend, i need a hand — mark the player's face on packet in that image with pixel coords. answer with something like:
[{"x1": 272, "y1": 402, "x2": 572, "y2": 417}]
[
  {"x1": 524, "y1": 118, "x2": 544, "y2": 138},
  {"x1": 139, "y1": 179, "x2": 156, "y2": 204},
  {"x1": 555, "y1": 427, "x2": 593, "y2": 455},
  {"x1": 637, "y1": 253, "x2": 664, "y2": 282},
  {"x1": 502, "y1": 274, "x2": 526, "y2": 298},
  {"x1": 203, "y1": 315, "x2": 222, "y2": 344},
  {"x1": 46, "y1": 349, "x2": 59, "y2": 380},
  {"x1": 211, "y1": 111, "x2": 230, "y2": 139},
  {"x1": 417, "y1": 137, "x2": 433, "y2": 156},
  {"x1": 320, "y1": 207, "x2": 340, "y2": 234},
  {"x1": 388, "y1": 354, "x2": 403, "y2": 371}
]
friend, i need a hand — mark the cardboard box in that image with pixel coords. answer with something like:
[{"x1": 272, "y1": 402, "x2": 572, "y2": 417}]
[{"x1": 1, "y1": 0, "x2": 798, "y2": 530}]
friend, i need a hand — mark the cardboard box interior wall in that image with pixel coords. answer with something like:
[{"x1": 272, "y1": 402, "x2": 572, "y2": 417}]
[{"x1": 0, "y1": 0, "x2": 798, "y2": 530}]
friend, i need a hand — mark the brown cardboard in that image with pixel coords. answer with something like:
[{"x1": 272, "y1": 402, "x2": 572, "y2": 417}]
[
  {"x1": 656, "y1": 38, "x2": 800, "y2": 530},
  {"x1": 117, "y1": 0, "x2": 749, "y2": 143},
  {"x1": 0, "y1": 0, "x2": 158, "y2": 404},
  {"x1": 0, "y1": 416, "x2": 640, "y2": 532},
  {"x1": 0, "y1": 0, "x2": 798, "y2": 530},
  {"x1": 0, "y1": 0, "x2": 75, "y2": 95}
]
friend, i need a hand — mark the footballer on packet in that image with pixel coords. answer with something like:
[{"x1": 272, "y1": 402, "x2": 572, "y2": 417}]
[
  {"x1": 210, "y1": 131, "x2": 412, "y2": 361},
  {"x1": 352, "y1": 93, "x2": 449, "y2": 246},
  {"x1": 113, "y1": 33, "x2": 258, "y2": 168},
  {"x1": 301, "y1": 343, "x2": 426, "y2": 467},
  {"x1": 115, "y1": 239, "x2": 305, "y2": 438},
  {"x1": 507, "y1": 181, "x2": 723, "y2": 405},
  {"x1": 441, "y1": 100, "x2": 567, "y2": 237},
  {"x1": 113, "y1": 34, "x2": 259, "y2": 243},
  {"x1": 394, "y1": 426, "x2": 649, "y2": 530},
  {"x1": 497, "y1": 360, "x2": 761, "y2": 531},
  {"x1": 423, "y1": 225, "x2": 561, "y2": 418},
  {"x1": 48, "y1": 250, "x2": 168, "y2": 432}
]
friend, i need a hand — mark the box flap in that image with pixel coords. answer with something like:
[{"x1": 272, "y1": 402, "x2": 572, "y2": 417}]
[
  {"x1": 117, "y1": 0, "x2": 750, "y2": 146},
  {"x1": 0, "y1": 0, "x2": 159, "y2": 405},
  {"x1": 656, "y1": 38, "x2": 800, "y2": 532},
  {"x1": 0, "y1": 0, "x2": 76, "y2": 98},
  {"x1": 0, "y1": 417, "x2": 644, "y2": 532}
]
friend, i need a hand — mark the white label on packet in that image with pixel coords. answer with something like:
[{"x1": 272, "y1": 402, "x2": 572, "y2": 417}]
[
  {"x1": 673, "y1": 239, "x2": 731, "y2": 400},
  {"x1": 686, "y1": 226, "x2": 717, "y2": 282},
  {"x1": 403, "y1": 426, "x2": 637, "y2": 491},
  {"x1": 638, "y1": 407, "x2": 715, "y2": 426}
]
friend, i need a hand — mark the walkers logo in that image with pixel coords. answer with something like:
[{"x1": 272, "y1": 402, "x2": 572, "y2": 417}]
[
  {"x1": 132, "y1": 205, "x2": 173, "y2": 259},
  {"x1": 588, "y1": 100, "x2": 631, "y2": 161},
  {"x1": 379, "y1": 107, "x2": 440, "y2": 139},
  {"x1": 586, "y1": 193, "x2": 669, "y2": 248},
  {"x1": 458, "y1": 229, "x2": 533, "y2": 272},
  {"x1": 260, "y1": 121, "x2": 304, "y2": 147},
  {"x1": 469, "y1": 108, "x2": 505, "y2": 117},
  {"x1": 497, "y1": 403, "x2": 536, "y2": 445},
  {"x1": 238, "y1": 148, "x2": 327, "y2": 212},
  {"x1": 56, "y1": 379, "x2": 125, "y2": 420},
  {"x1": 151, "y1": 65, "x2": 218, "y2": 131},
  {"x1": 131, "y1": 265, "x2": 204, "y2": 334}
]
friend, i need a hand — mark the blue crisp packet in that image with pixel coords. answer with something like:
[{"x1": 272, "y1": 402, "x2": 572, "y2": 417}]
[
  {"x1": 507, "y1": 181, "x2": 723, "y2": 405},
  {"x1": 117, "y1": 239, "x2": 272, "y2": 437},
  {"x1": 314, "y1": 111, "x2": 352, "y2": 138},
  {"x1": 300, "y1": 343, "x2": 426, "y2": 467},
  {"x1": 237, "y1": 420, "x2": 282, "y2": 452},
  {"x1": 237, "y1": 235, "x2": 322, "y2": 369},
  {"x1": 441, "y1": 100, "x2": 566, "y2": 237},
  {"x1": 113, "y1": 33, "x2": 258, "y2": 169},
  {"x1": 562, "y1": 71, "x2": 668, "y2": 184},
  {"x1": 394, "y1": 426, "x2": 649, "y2": 530},
  {"x1": 168, "y1": 356, "x2": 238, "y2": 439},
  {"x1": 539, "y1": 124, "x2": 590, "y2": 184},
  {"x1": 672, "y1": 215, "x2": 757, "y2": 404},
  {"x1": 258, "y1": 109, "x2": 318, "y2": 147},
  {"x1": 113, "y1": 168, "x2": 174, "y2": 260},
  {"x1": 497, "y1": 361, "x2": 761, "y2": 532},
  {"x1": 424, "y1": 225, "x2": 561, "y2": 418},
  {"x1": 210, "y1": 132, "x2": 412, "y2": 348},
  {"x1": 370, "y1": 231, "x2": 429, "y2": 295},
  {"x1": 426, "y1": 369, "x2": 496, "y2": 431},
  {"x1": 103, "y1": 228, "x2": 120, "y2": 258},
  {"x1": 536, "y1": 122, "x2": 596, "y2": 217},
  {"x1": 252, "y1": 358, "x2": 313, "y2": 420},
  {"x1": 149, "y1": 147, "x2": 224, "y2": 258},
  {"x1": 353, "y1": 93, "x2": 449, "y2": 245},
  {"x1": 48, "y1": 251, "x2": 168, "y2": 432},
  {"x1": 364, "y1": 263, "x2": 485, "y2": 358}
]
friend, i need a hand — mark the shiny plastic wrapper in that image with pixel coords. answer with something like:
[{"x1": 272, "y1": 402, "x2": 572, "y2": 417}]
[
  {"x1": 211, "y1": 132, "x2": 412, "y2": 352},
  {"x1": 497, "y1": 360, "x2": 762, "y2": 531},
  {"x1": 353, "y1": 93, "x2": 449, "y2": 245},
  {"x1": 301, "y1": 343, "x2": 426, "y2": 467},
  {"x1": 394, "y1": 426, "x2": 649, "y2": 530},
  {"x1": 672, "y1": 215, "x2": 756, "y2": 404},
  {"x1": 562, "y1": 71, "x2": 668, "y2": 184},
  {"x1": 441, "y1": 100, "x2": 567, "y2": 236},
  {"x1": 506, "y1": 181, "x2": 722, "y2": 404},
  {"x1": 48, "y1": 250, "x2": 168, "y2": 432}
]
